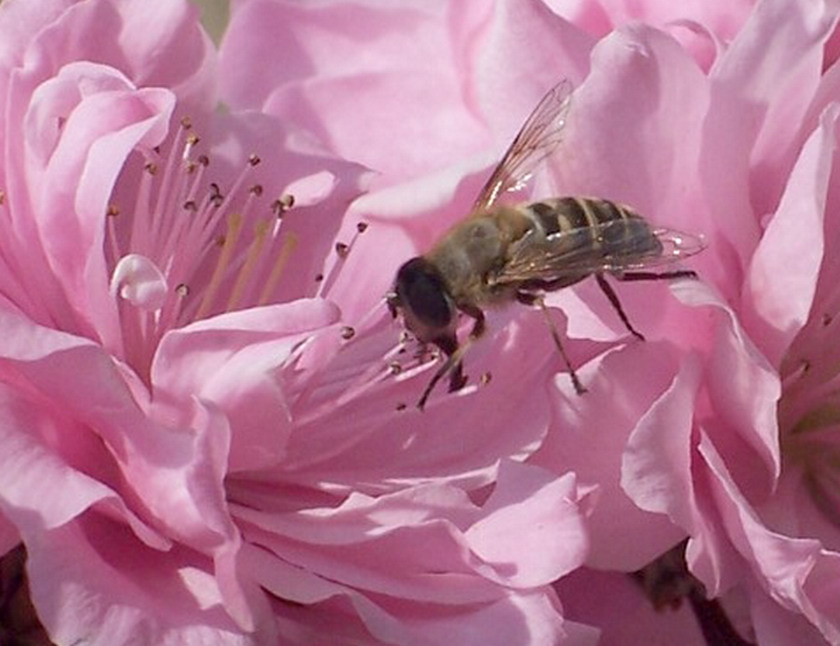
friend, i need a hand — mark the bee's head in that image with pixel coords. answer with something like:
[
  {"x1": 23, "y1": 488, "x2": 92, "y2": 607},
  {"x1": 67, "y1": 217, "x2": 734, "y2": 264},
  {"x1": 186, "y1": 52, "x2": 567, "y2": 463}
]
[{"x1": 388, "y1": 257, "x2": 456, "y2": 342}]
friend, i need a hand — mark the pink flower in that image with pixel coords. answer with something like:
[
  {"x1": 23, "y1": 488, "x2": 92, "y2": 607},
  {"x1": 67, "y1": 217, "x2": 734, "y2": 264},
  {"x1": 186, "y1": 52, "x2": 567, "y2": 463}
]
[
  {"x1": 222, "y1": 0, "x2": 840, "y2": 644},
  {"x1": 0, "y1": 1, "x2": 592, "y2": 645},
  {"x1": 540, "y1": 0, "x2": 840, "y2": 643}
]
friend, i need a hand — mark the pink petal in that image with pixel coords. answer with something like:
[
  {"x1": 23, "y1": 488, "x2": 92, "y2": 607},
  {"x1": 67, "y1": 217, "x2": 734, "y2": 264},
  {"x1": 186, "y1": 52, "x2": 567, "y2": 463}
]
[
  {"x1": 234, "y1": 463, "x2": 584, "y2": 645},
  {"x1": 535, "y1": 22, "x2": 716, "y2": 294},
  {"x1": 276, "y1": 311, "x2": 563, "y2": 494},
  {"x1": 556, "y1": 567, "x2": 707, "y2": 646},
  {"x1": 533, "y1": 342, "x2": 687, "y2": 570},
  {"x1": 465, "y1": 462, "x2": 589, "y2": 587},
  {"x1": 25, "y1": 518, "x2": 275, "y2": 646},
  {"x1": 205, "y1": 110, "x2": 371, "y2": 307},
  {"x1": 23, "y1": 0, "x2": 215, "y2": 114},
  {"x1": 700, "y1": 0, "x2": 839, "y2": 276},
  {"x1": 0, "y1": 382, "x2": 163, "y2": 550},
  {"x1": 248, "y1": 544, "x2": 573, "y2": 646},
  {"x1": 742, "y1": 105, "x2": 836, "y2": 366},
  {"x1": 672, "y1": 280, "x2": 782, "y2": 487},
  {"x1": 0, "y1": 513, "x2": 19, "y2": 556},
  {"x1": 221, "y1": 0, "x2": 488, "y2": 180},
  {"x1": 714, "y1": 0, "x2": 839, "y2": 217},
  {"x1": 0, "y1": 306, "x2": 257, "y2": 625},
  {"x1": 15, "y1": 64, "x2": 175, "y2": 344},
  {"x1": 699, "y1": 432, "x2": 840, "y2": 643},
  {"x1": 470, "y1": 0, "x2": 594, "y2": 137},
  {"x1": 749, "y1": 582, "x2": 830, "y2": 646},
  {"x1": 152, "y1": 298, "x2": 340, "y2": 472},
  {"x1": 622, "y1": 356, "x2": 700, "y2": 532}
]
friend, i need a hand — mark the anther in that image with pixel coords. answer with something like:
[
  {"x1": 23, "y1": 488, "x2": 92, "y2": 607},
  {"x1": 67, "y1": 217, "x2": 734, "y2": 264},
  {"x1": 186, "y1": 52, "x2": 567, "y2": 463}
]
[
  {"x1": 176, "y1": 283, "x2": 190, "y2": 297},
  {"x1": 272, "y1": 194, "x2": 295, "y2": 217},
  {"x1": 395, "y1": 402, "x2": 407, "y2": 412},
  {"x1": 356, "y1": 222, "x2": 369, "y2": 234},
  {"x1": 144, "y1": 162, "x2": 158, "y2": 175},
  {"x1": 335, "y1": 242, "x2": 349, "y2": 259},
  {"x1": 248, "y1": 154, "x2": 261, "y2": 167},
  {"x1": 314, "y1": 273, "x2": 324, "y2": 282},
  {"x1": 107, "y1": 204, "x2": 120, "y2": 216},
  {"x1": 388, "y1": 361, "x2": 402, "y2": 375},
  {"x1": 209, "y1": 183, "x2": 224, "y2": 207},
  {"x1": 340, "y1": 326, "x2": 355, "y2": 340},
  {"x1": 250, "y1": 184, "x2": 264, "y2": 197},
  {"x1": 180, "y1": 116, "x2": 193, "y2": 129}
]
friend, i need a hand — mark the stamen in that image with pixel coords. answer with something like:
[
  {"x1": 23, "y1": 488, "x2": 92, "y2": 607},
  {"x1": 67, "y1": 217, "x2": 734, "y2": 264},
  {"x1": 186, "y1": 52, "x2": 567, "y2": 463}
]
[
  {"x1": 294, "y1": 335, "x2": 406, "y2": 426},
  {"x1": 106, "y1": 205, "x2": 120, "y2": 266},
  {"x1": 257, "y1": 233, "x2": 298, "y2": 306},
  {"x1": 272, "y1": 194, "x2": 295, "y2": 216},
  {"x1": 156, "y1": 283, "x2": 191, "y2": 341},
  {"x1": 316, "y1": 221, "x2": 371, "y2": 298},
  {"x1": 128, "y1": 159, "x2": 158, "y2": 256},
  {"x1": 196, "y1": 213, "x2": 243, "y2": 320},
  {"x1": 227, "y1": 219, "x2": 271, "y2": 311}
]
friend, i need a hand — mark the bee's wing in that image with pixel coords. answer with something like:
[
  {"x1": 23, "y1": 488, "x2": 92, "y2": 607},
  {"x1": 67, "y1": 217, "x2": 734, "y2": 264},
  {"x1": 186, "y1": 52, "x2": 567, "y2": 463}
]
[
  {"x1": 472, "y1": 80, "x2": 574, "y2": 212},
  {"x1": 491, "y1": 221, "x2": 705, "y2": 285}
]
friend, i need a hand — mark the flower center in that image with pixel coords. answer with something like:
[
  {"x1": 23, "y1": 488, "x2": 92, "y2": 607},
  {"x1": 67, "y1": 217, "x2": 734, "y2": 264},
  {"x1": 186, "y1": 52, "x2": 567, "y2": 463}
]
[
  {"x1": 779, "y1": 309, "x2": 840, "y2": 529},
  {"x1": 107, "y1": 118, "x2": 307, "y2": 379}
]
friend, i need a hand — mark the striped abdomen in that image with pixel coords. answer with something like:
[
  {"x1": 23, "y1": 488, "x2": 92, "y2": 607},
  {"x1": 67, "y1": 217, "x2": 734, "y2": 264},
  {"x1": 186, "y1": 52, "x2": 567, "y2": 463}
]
[{"x1": 519, "y1": 197, "x2": 663, "y2": 260}]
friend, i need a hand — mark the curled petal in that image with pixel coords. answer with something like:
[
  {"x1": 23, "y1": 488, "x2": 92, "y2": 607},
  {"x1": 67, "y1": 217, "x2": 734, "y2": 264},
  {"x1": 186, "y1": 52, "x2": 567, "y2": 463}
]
[{"x1": 110, "y1": 253, "x2": 168, "y2": 311}]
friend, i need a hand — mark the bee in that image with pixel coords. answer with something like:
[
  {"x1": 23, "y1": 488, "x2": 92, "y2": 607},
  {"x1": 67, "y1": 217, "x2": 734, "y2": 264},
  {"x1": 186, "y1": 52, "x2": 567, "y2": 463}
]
[{"x1": 387, "y1": 80, "x2": 705, "y2": 409}]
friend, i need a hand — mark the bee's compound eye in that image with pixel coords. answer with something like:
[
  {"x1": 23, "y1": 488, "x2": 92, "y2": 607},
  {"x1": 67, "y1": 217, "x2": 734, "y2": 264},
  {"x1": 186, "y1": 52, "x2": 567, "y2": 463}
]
[{"x1": 395, "y1": 258, "x2": 454, "y2": 329}]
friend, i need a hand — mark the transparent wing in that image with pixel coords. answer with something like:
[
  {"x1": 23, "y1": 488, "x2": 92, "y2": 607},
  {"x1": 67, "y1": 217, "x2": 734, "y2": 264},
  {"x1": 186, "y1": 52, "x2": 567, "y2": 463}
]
[
  {"x1": 490, "y1": 220, "x2": 706, "y2": 286},
  {"x1": 472, "y1": 79, "x2": 574, "y2": 212}
]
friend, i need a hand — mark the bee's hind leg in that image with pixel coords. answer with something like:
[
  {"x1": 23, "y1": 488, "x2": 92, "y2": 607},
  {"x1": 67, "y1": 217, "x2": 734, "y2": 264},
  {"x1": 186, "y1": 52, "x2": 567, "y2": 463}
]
[
  {"x1": 595, "y1": 273, "x2": 645, "y2": 341},
  {"x1": 615, "y1": 269, "x2": 698, "y2": 282},
  {"x1": 518, "y1": 291, "x2": 586, "y2": 395},
  {"x1": 604, "y1": 269, "x2": 698, "y2": 339}
]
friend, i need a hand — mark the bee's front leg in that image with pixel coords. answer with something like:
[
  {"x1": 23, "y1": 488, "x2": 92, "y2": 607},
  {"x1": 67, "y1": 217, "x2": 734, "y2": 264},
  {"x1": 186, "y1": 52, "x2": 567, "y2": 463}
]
[{"x1": 457, "y1": 302, "x2": 486, "y2": 340}]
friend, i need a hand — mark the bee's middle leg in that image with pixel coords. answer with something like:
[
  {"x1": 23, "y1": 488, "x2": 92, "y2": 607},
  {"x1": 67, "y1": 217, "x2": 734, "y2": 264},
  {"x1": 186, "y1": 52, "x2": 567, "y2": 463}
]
[{"x1": 517, "y1": 290, "x2": 586, "y2": 395}]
